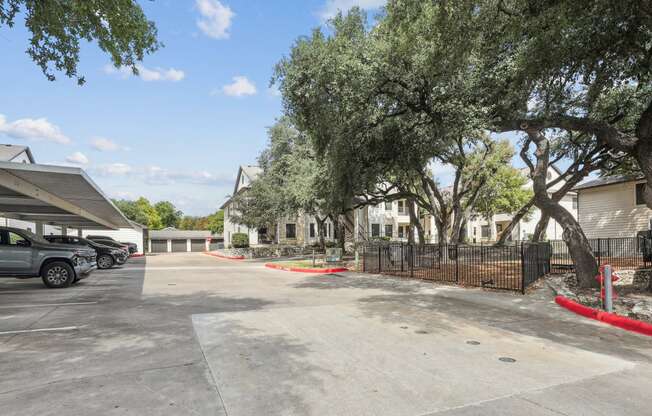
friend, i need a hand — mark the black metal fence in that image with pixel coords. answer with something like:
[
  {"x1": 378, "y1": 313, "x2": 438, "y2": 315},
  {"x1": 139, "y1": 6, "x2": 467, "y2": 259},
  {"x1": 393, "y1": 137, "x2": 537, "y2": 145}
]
[
  {"x1": 550, "y1": 237, "x2": 652, "y2": 273},
  {"x1": 362, "y1": 242, "x2": 551, "y2": 293}
]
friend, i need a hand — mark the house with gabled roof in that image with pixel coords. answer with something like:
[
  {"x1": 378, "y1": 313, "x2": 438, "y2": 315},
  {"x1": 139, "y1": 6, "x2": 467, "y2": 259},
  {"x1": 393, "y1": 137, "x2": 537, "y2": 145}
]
[
  {"x1": 221, "y1": 165, "x2": 339, "y2": 248},
  {"x1": 574, "y1": 175, "x2": 650, "y2": 238}
]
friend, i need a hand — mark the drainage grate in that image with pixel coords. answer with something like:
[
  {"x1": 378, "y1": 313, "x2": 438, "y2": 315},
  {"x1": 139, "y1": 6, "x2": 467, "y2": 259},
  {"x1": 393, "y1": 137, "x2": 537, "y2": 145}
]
[
  {"x1": 415, "y1": 330, "x2": 428, "y2": 334},
  {"x1": 466, "y1": 340, "x2": 481, "y2": 345},
  {"x1": 499, "y1": 357, "x2": 516, "y2": 363}
]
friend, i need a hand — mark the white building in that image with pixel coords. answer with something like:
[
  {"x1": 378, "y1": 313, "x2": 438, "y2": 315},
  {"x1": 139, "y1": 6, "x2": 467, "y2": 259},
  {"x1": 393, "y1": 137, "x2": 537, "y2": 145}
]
[
  {"x1": 421, "y1": 166, "x2": 578, "y2": 243},
  {"x1": 148, "y1": 227, "x2": 212, "y2": 253},
  {"x1": 221, "y1": 165, "x2": 343, "y2": 248},
  {"x1": 574, "y1": 175, "x2": 650, "y2": 238}
]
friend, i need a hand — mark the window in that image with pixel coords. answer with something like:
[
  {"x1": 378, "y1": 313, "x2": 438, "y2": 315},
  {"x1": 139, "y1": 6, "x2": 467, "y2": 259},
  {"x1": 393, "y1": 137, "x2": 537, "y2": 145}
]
[
  {"x1": 309, "y1": 223, "x2": 315, "y2": 238},
  {"x1": 481, "y1": 225, "x2": 490, "y2": 239},
  {"x1": 496, "y1": 223, "x2": 503, "y2": 233},
  {"x1": 572, "y1": 196, "x2": 578, "y2": 210},
  {"x1": 636, "y1": 183, "x2": 646, "y2": 206},
  {"x1": 371, "y1": 224, "x2": 381, "y2": 237},
  {"x1": 241, "y1": 175, "x2": 245, "y2": 185},
  {"x1": 285, "y1": 223, "x2": 296, "y2": 239},
  {"x1": 385, "y1": 201, "x2": 392, "y2": 211},
  {"x1": 385, "y1": 224, "x2": 393, "y2": 238},
  {"x1": 1, "y1": 231, "x2": 29, "y2": 246},
  {"x1": 398, "y1": 200, "x2": 406, "y2": 215},
  {"x1": 326, "y1": 223, "x2": 331, "y2": 238}
]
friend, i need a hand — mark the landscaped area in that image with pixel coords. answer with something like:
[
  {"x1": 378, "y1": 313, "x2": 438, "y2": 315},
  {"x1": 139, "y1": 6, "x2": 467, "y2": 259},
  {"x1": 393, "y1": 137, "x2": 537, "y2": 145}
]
[{"x1": 2, "y1": 0, "x2": 652, "y2": 415}]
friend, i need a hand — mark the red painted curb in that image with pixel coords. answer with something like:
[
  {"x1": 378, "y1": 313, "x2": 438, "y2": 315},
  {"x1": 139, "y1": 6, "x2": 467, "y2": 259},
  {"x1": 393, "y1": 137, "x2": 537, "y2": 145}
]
[
  {"x1": 555, "y1": 295, "x2": 652, "y2": 337},
  {"x1": 130, "y1": 253, "x2": 145, "y2": 258},
  {"x1": 203, "y1": 252, "x2": 245, "y2": 260},
  {"x1": 265, "y1": 263, "x2": 348, "y2": 274}
]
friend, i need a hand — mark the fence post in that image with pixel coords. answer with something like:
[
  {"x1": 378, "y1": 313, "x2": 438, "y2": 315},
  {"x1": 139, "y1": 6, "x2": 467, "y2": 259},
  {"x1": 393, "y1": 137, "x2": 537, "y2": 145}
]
[
  {"x1": 378, "y1": 246, "x2": 382, "y2": 272},
  {"x1": 362, "y1": 245, "x2": 366, "y2": 272},
  {"x1": 455, "y1": 245, "x2": 459, "y2": 283},
  {"x1": 597, "y1": 238, "x2": 602, "y2": 266},
  {"x1": 401, "y1": 244, "x2": 404, "y2": 272},
  {"x1": 410, "y1": 244, "x2": 414, "y2": 278},
  {"x1": 520, "y1": 242, "x2": 526, "y2": 294}
]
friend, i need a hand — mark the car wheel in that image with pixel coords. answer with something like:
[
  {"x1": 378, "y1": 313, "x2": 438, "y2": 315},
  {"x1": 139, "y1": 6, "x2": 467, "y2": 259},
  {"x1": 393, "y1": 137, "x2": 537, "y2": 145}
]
[
  {"x1": 97, "y1": 254, "x2": 114, "y2": 269},
  {"x1": 41, "y1": 262, "x2": 75, "y2": 289}
]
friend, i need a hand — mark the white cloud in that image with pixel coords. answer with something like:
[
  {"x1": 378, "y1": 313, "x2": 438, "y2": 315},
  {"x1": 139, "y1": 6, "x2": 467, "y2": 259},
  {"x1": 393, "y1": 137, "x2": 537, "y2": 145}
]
[
  {"x1": 319, "y1": 0, "x2": 386, "y2": 20},
  {"x1": 90, "y1": 163, "x2": 232, "y2": 187},
  {"x1": 103, "y1": 64, "x2": 185, "y2": 82},
  {"x1": 221, "y1": 76, "x2": 257, "y2": 97},
  {"x1": 0, "y1": 114, "x2": 71, "y2": 144},
  {"x1": 94, "y1": 163, "x2": 134, "y2": 176},
  {"x1": 91, "y1": 137, "x2": 128, "y2": 152},
  {"x1": 196, "y1": 0, "x2": 234, "y2": 39},
  {"x1": 65, "y1": 151, "x2": 89, "y2": 165}
]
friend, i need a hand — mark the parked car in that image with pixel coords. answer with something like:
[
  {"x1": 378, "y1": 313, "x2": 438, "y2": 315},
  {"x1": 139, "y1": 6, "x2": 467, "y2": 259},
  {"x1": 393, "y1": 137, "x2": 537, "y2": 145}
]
[
  {"x1": 44, "y1": 235, "x2": 128, "y2": 269},
  {"x1": 86, "y1": 235, "x2": 137, "y2": 254},
  {"x1": 0, "y1": 227, "x2": 96, "y2": 288}
]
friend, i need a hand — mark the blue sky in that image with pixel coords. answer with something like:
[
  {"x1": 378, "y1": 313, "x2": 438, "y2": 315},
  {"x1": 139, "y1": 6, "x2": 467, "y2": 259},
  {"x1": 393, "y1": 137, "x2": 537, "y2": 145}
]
[{"x1": 0, "y1": 0, "x2": 386, "y2": 216}]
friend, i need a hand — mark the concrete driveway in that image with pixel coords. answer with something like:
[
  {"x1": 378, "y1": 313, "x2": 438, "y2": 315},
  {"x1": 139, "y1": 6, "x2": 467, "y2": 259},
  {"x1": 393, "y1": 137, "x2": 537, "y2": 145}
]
[{"x1": 1, "y1": 252, "x2": 651, "y2": 415}]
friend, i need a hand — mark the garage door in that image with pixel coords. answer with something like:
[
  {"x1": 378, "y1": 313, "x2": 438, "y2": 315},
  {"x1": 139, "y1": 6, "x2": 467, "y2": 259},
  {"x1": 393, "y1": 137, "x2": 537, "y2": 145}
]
[
  {"x1": 171, "y1": 239, "x2": 187, "y2": 252},
  {"x1": 191, "y1": 239, "x2": 206, "y2": 252},
  {"x1": 151, "y1": 240, "x2": 168, "y2": 253}
]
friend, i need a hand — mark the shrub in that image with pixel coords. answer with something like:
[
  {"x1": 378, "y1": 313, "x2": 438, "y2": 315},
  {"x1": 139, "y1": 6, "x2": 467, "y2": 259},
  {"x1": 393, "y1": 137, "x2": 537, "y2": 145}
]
[{"x1": 231, "y1": 233, "x2": 249, "y2": 248}]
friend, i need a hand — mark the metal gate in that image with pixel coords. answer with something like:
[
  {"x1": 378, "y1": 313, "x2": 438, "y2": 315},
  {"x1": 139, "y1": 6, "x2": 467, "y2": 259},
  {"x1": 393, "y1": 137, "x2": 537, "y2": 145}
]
[
  {"x1": 151, "y1": 239, "x2": 168, "y2": 253},
  {"x1": 171, "y1": 239, "x2": 187, "y2": 252},
  {"x1": 190, "y1": 239, "x2": 206, "y2": 252}
]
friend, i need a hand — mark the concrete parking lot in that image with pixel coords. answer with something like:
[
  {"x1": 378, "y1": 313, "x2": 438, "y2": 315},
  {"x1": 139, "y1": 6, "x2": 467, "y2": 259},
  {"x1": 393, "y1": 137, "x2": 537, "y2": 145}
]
[{"x1": 1, "y1": 253, "x2": 651, "y2": 415}]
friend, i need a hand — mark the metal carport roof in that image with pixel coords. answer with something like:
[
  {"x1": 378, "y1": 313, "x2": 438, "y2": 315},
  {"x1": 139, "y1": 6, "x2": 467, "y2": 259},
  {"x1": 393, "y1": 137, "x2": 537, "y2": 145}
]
[{"x1": 0, "y1": 161, "x2": 132, "y2": 230}]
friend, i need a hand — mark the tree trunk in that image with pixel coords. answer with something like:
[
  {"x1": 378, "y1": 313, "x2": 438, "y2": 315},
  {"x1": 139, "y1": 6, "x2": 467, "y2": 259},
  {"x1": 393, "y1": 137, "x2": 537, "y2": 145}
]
[
  {"x1": 407, "y1": 198, "x2": 425, "y2": 246},
  {"x1": 532, "y1": 214, "x2": 550, "y2": 242},
  {"x1": 496, "y1": 198, "x2": 536, "y2": 245},
  {"x1": 635, "y1": 138, "x2": 652, "y2": 208},
  {"x1": 526, "y1": 128, "x2": 598, "y2": 288},
  {"x1": 315, "y1": 216, "x2": 326, "y2": 250}
]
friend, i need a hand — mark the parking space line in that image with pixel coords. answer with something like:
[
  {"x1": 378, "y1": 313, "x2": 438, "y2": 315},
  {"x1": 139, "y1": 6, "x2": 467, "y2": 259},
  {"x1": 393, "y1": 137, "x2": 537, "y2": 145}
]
[
  {"x1": 0, "y1": 301, "x2": 98, "y2": 309},
  {"x1": 0, "y1": 326, "x2": 78, "y2": 335}
]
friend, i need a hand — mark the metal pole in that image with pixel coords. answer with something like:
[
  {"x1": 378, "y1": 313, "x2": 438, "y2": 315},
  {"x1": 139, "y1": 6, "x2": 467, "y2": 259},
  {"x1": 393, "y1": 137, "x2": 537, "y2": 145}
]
[{"x1": 604, "y1": 265, "x2": 613, "y2": 313}]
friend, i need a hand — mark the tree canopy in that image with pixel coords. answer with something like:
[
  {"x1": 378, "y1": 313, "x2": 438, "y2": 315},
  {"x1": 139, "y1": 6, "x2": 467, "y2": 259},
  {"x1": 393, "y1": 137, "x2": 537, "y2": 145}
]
[
  {"x1": 0, "y1": 0, "x2": 160, "y2": 84},
  {"x1": 113, "y1": 197, "x2": 223, "y2": 233}
]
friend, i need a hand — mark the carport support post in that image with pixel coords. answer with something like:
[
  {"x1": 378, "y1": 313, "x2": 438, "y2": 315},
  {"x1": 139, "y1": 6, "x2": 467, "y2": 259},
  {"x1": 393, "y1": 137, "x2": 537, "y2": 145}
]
[
  {"x1": 35, "y1": 221, "x2": 43, "y2": 237},
  {"x1": 167, "y1": 239, "x2": 172, "y2": 253},
  {"x1": 77, "y1": 229, "x2": 82, "y2": 237}
]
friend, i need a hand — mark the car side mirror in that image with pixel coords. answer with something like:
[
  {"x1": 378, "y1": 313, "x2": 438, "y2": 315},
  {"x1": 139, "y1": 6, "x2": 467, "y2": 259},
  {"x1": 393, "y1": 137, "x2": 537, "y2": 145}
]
[{"x1": 16, "y1": 240, "x2": 30, "y2": 247}]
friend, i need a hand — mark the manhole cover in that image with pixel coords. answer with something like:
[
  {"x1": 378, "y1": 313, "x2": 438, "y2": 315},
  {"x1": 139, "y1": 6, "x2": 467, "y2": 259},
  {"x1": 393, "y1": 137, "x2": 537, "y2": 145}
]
[
  {"x1": 466, "y1": 340, "x2": 481, "y2": 345},
  {"x1": 499, "y1": 357, "x2": 517, "y2": 363},
  {"x1": 415, "y1": 330, "x2": 428, "y2": 334}
]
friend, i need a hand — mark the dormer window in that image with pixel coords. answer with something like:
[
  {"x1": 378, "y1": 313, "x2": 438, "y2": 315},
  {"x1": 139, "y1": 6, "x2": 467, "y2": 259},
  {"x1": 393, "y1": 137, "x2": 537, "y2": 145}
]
[{"x1": 241, "y1": 175, "x2": 245, "y2": 185}]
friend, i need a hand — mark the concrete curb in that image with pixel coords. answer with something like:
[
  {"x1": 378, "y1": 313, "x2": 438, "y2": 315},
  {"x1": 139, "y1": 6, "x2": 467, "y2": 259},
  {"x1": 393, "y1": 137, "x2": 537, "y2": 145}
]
[
  {"x1": 264, "y1": 263, "x2": 348, "y2": 274},
  {"x1": 555, "y1": 295, "x2": 652, "y2": 337},
  {"x1": 204, "y1": 252, "x2": 245, "y2": 260}
]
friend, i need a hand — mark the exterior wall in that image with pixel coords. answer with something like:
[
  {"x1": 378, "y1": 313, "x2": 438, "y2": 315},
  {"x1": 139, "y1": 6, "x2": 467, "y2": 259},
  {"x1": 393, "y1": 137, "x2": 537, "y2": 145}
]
[
  {"x1": 578, "y1": 180, "x2": 651, "y2": 238},
  {"x1": 82, "y1": 227, "x2": 145, "y2": 254},
  {"x1": 222, "y1": 201, "x2": 259, "y2": 248},
  {"x1": 364, "y1": 200, "x2": 415, "y2": 241}
]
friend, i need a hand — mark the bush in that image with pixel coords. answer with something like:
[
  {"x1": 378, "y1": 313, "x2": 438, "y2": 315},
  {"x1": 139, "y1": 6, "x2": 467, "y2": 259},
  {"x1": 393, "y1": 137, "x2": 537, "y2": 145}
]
[{"x1": 231, "y1": 233, "x2": 249, "y2": 248}]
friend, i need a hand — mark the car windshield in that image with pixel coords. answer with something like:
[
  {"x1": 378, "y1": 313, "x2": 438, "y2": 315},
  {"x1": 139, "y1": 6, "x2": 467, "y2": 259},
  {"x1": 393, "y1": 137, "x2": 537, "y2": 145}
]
[{"x1": 20, "y1": 229, "x2": 53, "y2": 245}]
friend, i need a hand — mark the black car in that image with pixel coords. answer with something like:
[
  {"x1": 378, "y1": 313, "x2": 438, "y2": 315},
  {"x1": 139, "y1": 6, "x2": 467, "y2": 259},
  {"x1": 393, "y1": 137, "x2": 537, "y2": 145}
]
[
  {"x1": 86, "y1": 235, "x2": 137, "y2": 254},
  {"x1": 44, "y1": 235, "x2": 128, "y2": 269}
]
